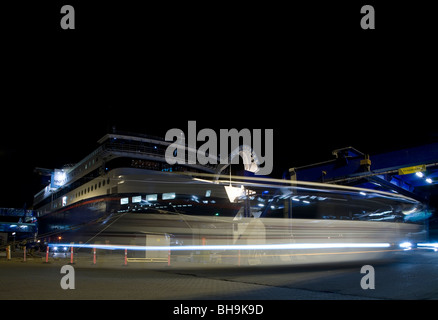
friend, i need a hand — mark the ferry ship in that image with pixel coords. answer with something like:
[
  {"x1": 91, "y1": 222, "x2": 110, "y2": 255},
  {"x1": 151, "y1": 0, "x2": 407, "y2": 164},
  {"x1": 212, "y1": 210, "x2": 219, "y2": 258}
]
[
  {"x1": 33, "y1": 131, "x2": 429, "y2": 265},
  {"x1": 33, "y1": 131, "x2": 229, "y2": 238}
]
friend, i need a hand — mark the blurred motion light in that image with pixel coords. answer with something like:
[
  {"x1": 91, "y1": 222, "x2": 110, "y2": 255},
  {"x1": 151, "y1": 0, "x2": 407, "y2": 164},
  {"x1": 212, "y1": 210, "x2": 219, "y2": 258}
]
[
  {"x1": 49, "y1": 242, "x2": 391, "y2": 251},
  {"x1": 426, "y1": 178, "x2": 433, "y2": 184},
  {"x1": 418, "y1": 243, "x2": 438, "y2": 247},
  {"x1": 399, "y1": 242, "x2": 412, "y2": 250},
  {"x1": 416, "y1": 172, "x2": 424, "y2": 178},
  {"x1": 402, "y1": 207, "x2": 418, "y2": 215}
]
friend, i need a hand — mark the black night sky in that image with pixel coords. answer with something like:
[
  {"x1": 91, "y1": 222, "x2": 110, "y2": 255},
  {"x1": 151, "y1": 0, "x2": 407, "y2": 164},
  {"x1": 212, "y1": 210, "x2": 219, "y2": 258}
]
[{"x1": 1, "y1": 1, "x2": 437, "y2": 209}]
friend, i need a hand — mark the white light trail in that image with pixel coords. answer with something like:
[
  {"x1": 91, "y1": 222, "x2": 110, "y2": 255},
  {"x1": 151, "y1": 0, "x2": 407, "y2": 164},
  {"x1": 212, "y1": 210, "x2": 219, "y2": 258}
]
[
  {"x1": 418, "y1": 243, "x2": 438, "y2": 248},
  {"x1": 49, "y1": 242, "x2": 391, "y2": 251}
]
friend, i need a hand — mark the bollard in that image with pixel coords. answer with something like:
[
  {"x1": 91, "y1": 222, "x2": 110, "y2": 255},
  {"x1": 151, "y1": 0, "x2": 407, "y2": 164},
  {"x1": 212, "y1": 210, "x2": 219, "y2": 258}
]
[
  {"x1": 93, "y1": 247, "x2": 96, "y2": 265},
  {"x1": 23, "y1": 246, "x2": 26, "y2": 262},
  {"x1": 6, "y1": 245, "x2": 11, "y2": 260},
  {"x1": 69, "y1": 246, "x2": 75, "y2": 265},
  {"x1": 45, "y1": 246, "x2": 49, "y2": 263},
  {"x1": 124, "y1": 248, "x2": 128, "y2": 266},
  {"x1": 238, "y1": 250, "x2": 241, "y2": 267},
  {"x1": 168, "y1": 249, "x2": 171, "y2": 267}
]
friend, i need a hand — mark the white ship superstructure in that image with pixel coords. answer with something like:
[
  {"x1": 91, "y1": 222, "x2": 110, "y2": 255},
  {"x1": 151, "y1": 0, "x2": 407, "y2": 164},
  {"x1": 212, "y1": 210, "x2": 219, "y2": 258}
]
[{"x1": 34, "y1": 132, "x2": 218, "y2": 217}]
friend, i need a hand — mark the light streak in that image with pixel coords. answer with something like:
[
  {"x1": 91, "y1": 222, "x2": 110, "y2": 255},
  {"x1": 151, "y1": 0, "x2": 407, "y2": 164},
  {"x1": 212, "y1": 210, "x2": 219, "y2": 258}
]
[
  {"x1": 418, "y1": 243, "x2": 438, "y2": 248},
  {"x1": 49, "y1": 242, "x2": 391, "y2": 251}
]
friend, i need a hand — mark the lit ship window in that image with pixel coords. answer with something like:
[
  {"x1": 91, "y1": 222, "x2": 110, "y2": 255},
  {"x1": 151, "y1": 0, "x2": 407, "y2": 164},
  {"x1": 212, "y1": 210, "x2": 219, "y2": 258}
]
[
  {"x1": 162, "y1": 192, "x2": 176, "y2": 200},
  {"x1": 146, "y1": 194, "x2": 157, "y2": 201}
]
